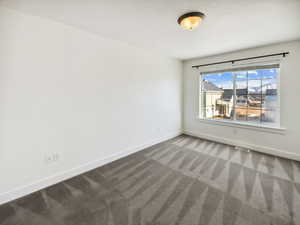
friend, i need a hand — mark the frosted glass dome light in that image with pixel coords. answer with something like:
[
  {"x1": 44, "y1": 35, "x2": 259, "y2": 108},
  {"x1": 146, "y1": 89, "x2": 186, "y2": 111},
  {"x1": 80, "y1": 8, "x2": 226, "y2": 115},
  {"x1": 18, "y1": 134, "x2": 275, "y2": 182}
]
[{"x1": 178, "y1": 12, "x2": 205, "y2": 30}]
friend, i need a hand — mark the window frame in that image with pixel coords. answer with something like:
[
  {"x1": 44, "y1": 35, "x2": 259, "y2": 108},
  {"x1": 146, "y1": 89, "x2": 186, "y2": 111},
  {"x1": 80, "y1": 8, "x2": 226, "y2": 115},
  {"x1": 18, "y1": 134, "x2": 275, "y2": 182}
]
[{"x1": 197, "y1": 64, "x2": 285, "y2": 133}]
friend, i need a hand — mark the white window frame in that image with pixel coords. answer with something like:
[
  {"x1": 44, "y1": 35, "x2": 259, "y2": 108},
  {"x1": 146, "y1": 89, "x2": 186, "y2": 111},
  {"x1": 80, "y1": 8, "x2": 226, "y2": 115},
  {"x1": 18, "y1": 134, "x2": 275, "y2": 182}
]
[{"x1": 197, "y1": 62, "x2": 285, "y2": 133}]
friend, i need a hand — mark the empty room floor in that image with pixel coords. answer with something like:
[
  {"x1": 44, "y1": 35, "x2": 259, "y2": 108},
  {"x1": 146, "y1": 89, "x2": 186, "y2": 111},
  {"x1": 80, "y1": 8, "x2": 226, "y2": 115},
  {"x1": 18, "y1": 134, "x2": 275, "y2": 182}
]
[{"x1": 1, "y1": 135, "x2": 300, "y2": 225}]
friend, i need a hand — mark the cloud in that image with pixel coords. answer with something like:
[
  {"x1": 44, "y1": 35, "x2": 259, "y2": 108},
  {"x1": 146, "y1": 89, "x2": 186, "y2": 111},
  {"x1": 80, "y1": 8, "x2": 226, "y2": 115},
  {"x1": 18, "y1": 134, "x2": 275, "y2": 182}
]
[
  {"x1": 236, "y1": 74, "x2": 246, "y2": 79},
  {"x1": 215, "y1": 81, "x2": 233, "y2": 89},
  {"x1": 248, "y1": 70, "x2": 258, "y2": 75}
]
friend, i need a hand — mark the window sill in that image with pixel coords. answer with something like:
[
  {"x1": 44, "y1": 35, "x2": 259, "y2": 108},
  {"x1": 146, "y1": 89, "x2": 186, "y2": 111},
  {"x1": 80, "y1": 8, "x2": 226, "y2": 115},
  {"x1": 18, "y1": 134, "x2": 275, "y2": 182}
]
[{"x1": 197, "y1": 118, "x2": 286, "y2": 134}]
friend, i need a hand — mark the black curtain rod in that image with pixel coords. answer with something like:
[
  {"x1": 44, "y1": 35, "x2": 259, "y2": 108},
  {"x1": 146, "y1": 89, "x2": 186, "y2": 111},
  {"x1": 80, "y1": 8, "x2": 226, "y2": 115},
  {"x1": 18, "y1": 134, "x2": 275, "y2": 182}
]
[{"x1": 192, "y1": 52, "x2": 289, "y2": 68}]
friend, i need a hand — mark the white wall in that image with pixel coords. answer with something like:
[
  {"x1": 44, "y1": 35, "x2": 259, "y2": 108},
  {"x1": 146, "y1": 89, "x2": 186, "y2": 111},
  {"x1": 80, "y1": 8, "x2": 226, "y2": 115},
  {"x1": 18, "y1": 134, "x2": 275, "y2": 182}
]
[
  {"x1": 183, "y1": 40, "x2": 300, "y2": 160},
  {"x1": 0, "y1": 7, "x2": 182, "y2": 204}
]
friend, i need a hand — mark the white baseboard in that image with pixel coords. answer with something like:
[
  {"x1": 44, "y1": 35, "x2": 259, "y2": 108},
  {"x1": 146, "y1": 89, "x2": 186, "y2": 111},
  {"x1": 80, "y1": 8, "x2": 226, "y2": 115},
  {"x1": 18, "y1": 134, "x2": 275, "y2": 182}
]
[
  {"x1": 0, "y1": 130, "x2": 182, "y2": 206},
  {"x1": 184, "y1": 130, "x2": 300, "y2": 162}
]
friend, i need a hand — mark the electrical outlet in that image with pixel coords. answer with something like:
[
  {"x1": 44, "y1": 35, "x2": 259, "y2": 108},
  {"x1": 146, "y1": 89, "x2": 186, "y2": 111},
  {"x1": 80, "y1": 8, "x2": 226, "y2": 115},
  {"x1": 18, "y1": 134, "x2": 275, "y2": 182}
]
[{"x1": 45, "y1": 153, "x2": 60, "y2": 164}]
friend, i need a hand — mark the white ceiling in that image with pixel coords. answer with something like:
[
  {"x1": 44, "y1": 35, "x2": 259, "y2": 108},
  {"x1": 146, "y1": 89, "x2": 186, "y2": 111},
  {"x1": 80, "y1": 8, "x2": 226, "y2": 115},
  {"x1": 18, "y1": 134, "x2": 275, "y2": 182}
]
[{"x1": 1, "y1": 0, "x2": 300, "y2": 59}]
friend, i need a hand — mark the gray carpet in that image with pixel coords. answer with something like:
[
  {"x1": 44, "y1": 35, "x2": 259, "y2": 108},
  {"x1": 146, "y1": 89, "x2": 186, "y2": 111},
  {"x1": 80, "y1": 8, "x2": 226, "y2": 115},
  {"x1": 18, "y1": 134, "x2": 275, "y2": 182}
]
[{"x1": 1, "y1": 135, "x2": 300, "y2": 225}]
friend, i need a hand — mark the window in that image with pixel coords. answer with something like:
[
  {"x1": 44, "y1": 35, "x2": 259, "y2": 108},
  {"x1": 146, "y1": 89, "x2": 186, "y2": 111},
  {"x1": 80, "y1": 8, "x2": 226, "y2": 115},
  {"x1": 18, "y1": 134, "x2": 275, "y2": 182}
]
[{"x1": 199, "y1": 65, "x2": 280, "y2": 127}]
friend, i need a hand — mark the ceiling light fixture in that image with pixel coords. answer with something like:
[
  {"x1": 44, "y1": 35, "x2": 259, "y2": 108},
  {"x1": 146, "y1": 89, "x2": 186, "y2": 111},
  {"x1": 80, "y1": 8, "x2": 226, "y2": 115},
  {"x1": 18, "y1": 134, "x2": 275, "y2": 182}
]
[{"x1": 177, "y1": 12, "x2": 205, "y2": 30}]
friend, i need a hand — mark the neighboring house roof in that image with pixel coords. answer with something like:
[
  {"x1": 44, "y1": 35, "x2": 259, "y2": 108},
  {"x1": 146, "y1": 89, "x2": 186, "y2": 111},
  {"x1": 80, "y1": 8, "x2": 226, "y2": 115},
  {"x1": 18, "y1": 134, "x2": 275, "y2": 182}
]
[
  {"x1": 266, "y1": 89, "x2": 277, "y2": 95},
  {"x1": 222, "y1": 89, "x2": 248, "y2": 100},
  {"x1": 222, "y1": 88, "x2": 277, "y2": 100},
  {"x1": 202, "y1": 81, "x2": 223, "y2": 92},
  {"x1": 222, "y1": 89, "x2": 233, "y2": 100}
]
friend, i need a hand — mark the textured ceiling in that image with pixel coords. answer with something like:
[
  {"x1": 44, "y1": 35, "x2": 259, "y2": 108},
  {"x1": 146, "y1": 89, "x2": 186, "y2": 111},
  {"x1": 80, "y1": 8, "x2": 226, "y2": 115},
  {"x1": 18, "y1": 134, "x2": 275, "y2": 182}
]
[{"x1": 1, "y1": 0, "x2": 300, "y2": 59}]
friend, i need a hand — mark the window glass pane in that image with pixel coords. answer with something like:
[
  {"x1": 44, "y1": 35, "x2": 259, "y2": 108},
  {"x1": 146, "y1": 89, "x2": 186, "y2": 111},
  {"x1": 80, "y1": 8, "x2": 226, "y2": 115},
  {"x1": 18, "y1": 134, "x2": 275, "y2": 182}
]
[
  {"x1": 235, "y1": 72, "x2": 248, "y2": 122},
  {"x1": 262, "y1": 78, "x2": 277, "y2": 95},
  {"x1": 248, "y1": 79, "x2": 261, "y2": 95},
  {"x1": 248, "y1": 70, "x2": 261, "y2": 80},
  {"x1": 199, "y1": 67, "x2": 279, "y2": 127},
  {"x1": 261, "y1": 68, "x2": 279, "y2": 126},
  {"x1": 236, "y1": 105, "x2": 262, "y2": 123},
  {"x1": 235, "y1": 105, "x2": 248, "y2": 121},
  {"x1": 235, "y1": 71, "x2": 247, "y2": 90},
  {"x1": 248, "y1": 85, "x2": 262, "y2": 121},
  {"x1": 261, "y1": 68, "x2": 278, "y2": 80},
  {"x1": 262, "y1": 92, "x2": 279, "y2": 125},
  {"x1": 200, "y1": 72, "x2": 233, "y2": 120},
  {"x1": 262, "y1": 106, "x2": 279, "y2": 124},
  {"x1": 247, "y1": 108, "x2": 262, "y2": 123},
  {"x1": 235, "y1": 94, "x2": 251, "y2": 122}
]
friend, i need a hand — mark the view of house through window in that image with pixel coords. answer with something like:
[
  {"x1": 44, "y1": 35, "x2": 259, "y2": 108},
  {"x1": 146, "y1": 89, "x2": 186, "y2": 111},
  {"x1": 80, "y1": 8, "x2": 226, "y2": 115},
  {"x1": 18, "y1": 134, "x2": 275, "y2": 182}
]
[{"x1": 199, "y1": 65, "x2": 280, "y2": 127}]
